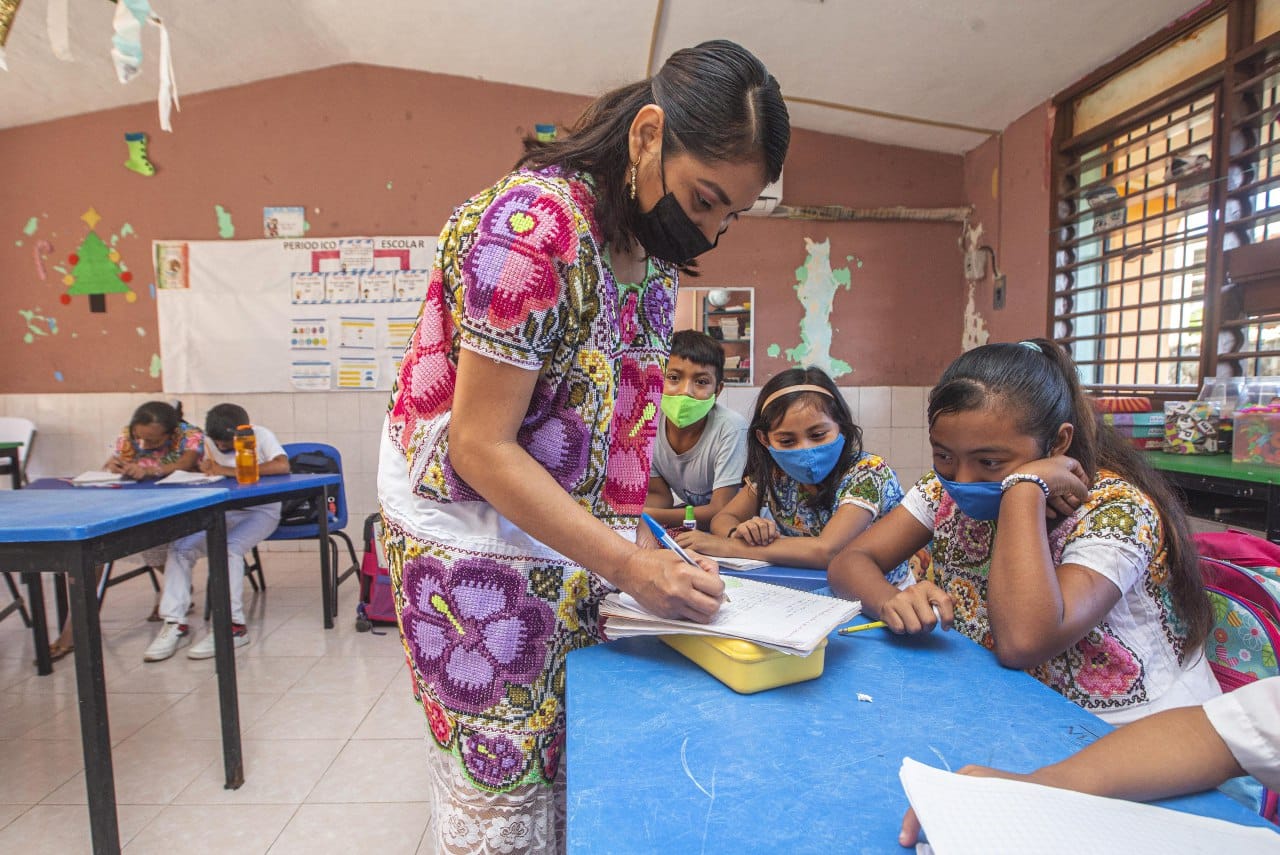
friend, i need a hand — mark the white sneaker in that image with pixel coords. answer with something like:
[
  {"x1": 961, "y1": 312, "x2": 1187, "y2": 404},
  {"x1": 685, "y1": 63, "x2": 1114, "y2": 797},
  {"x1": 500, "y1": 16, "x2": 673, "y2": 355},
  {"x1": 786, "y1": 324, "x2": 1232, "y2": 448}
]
[
  {"x1": 187, "y1": 624, "x2": 250, "y2": 660},
  {"x1": 143, "y1": 622, "x2": 189, "y2": 662}
]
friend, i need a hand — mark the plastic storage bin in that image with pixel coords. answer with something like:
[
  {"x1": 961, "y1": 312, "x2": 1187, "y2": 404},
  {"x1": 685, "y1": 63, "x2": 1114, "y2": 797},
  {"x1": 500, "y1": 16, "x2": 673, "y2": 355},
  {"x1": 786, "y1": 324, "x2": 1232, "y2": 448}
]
[
  {"x1": 661, "y1": 635, "x2": 828, "y2": 694},
  {"x1": 1232, "y1": 405, "x2": 1280, "y2": 465}
]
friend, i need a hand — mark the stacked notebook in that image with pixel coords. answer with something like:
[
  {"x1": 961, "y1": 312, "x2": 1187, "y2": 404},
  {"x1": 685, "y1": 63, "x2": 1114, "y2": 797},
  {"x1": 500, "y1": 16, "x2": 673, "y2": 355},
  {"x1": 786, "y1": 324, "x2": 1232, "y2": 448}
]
[{"x1": 600, "y1": 576, "x2": 859, "y2": 656}]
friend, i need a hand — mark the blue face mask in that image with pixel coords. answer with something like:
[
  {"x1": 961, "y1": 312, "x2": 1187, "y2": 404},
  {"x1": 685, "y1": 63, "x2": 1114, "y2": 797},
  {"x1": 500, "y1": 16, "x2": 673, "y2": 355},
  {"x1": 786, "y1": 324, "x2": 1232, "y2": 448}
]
[
  {"x1": 768, "y1": 434, "x2": 846, "y2": 485},
  {"x1": 935, "y1": 472, "x2": 1004, "y2": 521}
]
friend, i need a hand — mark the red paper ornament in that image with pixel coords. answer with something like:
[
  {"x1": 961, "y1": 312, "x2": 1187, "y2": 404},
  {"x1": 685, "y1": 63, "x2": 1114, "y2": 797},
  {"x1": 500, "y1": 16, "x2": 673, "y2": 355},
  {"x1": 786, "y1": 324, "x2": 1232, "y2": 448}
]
[
  {"x1": 120, "y1": 270, "x2": 133, "y2": 283},
  {"x1": 59, "y1": 294, "x2": 71, "y2": 305},
  {"x1": 69, "y1": 253, "x2": 79, "y2": 265}
]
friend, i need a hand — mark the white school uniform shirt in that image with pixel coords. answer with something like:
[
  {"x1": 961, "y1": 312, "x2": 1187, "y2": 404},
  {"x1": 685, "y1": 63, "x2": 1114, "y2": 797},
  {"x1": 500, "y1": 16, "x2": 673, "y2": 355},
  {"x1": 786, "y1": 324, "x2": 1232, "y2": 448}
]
[
  {"x1": 205, "y1": 425, "x2": 287, "y2": 519},
  {"x1": 1203, "y1": 677, "x2": 1280, "y2": 791}
]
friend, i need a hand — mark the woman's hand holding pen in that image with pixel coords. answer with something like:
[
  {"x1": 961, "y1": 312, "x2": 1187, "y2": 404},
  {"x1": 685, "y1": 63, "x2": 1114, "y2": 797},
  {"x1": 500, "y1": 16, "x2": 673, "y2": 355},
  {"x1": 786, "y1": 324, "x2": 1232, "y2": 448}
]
[
  {"x1": 619, "y1": 545, "x2": 724, "y2": 624},
  {"x1": 877, "y1": 581, "x2": 954, "y2": 635}
]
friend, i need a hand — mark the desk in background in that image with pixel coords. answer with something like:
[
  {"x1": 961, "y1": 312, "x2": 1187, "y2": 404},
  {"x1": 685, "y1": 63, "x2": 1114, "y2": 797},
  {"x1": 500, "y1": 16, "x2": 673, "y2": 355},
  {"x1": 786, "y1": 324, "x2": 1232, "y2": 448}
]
[
  {"x1": 28, "y1": 473, "x2": 346, "y2": 628},
  {"x1": 0, "y1": 489, "x2": 243, "y2": 855},
  {"x1": 1146, "y1": 451, "x2": 1280, "y2": 540},
  {"x1": 566, "y1": 629, "x2": 1273, "y2": 854}
]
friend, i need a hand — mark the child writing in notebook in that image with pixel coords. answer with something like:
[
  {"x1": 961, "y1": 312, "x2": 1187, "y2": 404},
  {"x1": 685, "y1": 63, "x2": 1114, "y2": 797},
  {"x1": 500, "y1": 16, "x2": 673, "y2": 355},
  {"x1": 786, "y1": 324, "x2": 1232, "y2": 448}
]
[
  {"x1": 829, "y1": 339, "x2": 1218, "y2": 724},
  {"x1": 105, "y1": 400, "x2": 203, "y2": 480},
  {"x1": 46, "y1": 401, "x2": 204, "y2": 661},
  {"x1": 144, "y1": 403, "x2": 290, "y2": 662},
  {"x1": 898, "y1": 675, "x2": 1280, "y2": 846},
  {"x1": 675, "y1": 366, "x2": 910, "y2": 579}
]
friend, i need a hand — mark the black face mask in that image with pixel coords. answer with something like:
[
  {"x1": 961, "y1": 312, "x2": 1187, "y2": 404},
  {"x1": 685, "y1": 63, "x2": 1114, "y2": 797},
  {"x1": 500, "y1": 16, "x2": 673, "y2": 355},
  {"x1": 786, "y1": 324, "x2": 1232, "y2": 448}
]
[{"x1": 634, "y1": 162, "x2": 717, "y2": 265}]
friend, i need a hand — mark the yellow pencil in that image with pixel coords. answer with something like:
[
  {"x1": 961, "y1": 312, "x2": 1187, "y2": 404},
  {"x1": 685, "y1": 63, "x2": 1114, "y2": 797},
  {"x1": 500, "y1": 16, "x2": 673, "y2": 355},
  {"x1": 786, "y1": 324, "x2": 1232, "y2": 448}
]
[{"x1": 837, "y1": 621, "x2": 887, "y2": 634}]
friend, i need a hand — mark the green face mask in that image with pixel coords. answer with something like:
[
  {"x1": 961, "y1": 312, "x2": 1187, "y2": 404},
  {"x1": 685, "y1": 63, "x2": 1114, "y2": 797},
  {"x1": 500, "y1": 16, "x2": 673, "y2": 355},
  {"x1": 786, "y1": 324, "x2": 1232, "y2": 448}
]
[{"x1": 661, "y1": 393, "x2": 716, "y2": 429}]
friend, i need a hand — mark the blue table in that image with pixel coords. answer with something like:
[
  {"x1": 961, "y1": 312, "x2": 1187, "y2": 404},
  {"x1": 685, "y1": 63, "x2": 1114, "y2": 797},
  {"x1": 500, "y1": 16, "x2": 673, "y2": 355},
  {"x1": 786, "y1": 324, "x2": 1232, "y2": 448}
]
[
  {"x1": 29, "y1": 473, "x2": 346, "y2": 628},
  {"x1": 726, "y1": 563, "x2": 827, "y2": 591},
  {"x1": 0, "y1": 489, "x2": 241, "y2": 855},
  {"x1": 566, "y1": 628, "x2": 1276, "y2": 854}
]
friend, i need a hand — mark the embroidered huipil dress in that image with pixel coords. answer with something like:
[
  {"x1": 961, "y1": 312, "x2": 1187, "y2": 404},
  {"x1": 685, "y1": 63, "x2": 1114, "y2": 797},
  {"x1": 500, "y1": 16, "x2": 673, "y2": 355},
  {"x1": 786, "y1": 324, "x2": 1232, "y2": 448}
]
[
  {"x1": 900, "y1": 468, "x2": 1220, "y2": 724},
  {"x1": 378, "y1": 166, "x2": 675, "y2": 795}
]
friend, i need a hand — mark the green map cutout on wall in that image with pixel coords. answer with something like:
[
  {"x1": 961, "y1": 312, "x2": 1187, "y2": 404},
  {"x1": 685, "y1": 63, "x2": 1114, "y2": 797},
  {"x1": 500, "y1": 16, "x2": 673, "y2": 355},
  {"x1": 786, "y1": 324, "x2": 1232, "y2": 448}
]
[
  {"x1": 784, "y1": 237, "x2": 853, "y2": 378},
  {"x1": 66, "y1": 232, "x2": 129, "y2": 313}
]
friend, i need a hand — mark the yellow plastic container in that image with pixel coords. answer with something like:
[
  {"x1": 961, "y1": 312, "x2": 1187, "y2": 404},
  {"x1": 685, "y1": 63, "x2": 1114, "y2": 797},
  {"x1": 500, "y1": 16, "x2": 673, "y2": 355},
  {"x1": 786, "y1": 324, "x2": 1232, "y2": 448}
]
[{"x1": 661, "y1": 634, "x2": 828, "y2": 694}]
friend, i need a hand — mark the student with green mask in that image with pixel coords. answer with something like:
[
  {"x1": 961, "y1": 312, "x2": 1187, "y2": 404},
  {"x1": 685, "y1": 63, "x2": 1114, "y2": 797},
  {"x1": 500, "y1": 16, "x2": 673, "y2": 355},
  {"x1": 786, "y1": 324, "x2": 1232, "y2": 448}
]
[{"x1": 645, "y1": 330, "x2": 749, "y2": 530}]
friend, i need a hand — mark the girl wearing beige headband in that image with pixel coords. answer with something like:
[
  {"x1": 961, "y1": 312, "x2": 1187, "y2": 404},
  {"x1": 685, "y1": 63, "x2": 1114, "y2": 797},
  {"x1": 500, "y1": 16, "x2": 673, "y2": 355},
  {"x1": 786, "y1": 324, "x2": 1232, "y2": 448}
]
[{"x1": 675, "y1": 366, "x2": 910, "y2": 582}]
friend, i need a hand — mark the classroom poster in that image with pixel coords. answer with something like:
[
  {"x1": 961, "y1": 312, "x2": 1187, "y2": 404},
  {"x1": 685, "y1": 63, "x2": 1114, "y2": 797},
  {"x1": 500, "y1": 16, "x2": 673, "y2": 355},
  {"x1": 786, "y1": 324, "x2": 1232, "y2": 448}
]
[
  {"x1": 156, "y1": 235, "x2": 435, "y2": 393},
  {"x1": 338, "y1": 356, "x2": 377, "y2": 389},
  {"x1": 263, "y1": 206, "x2": 306, "y2": 238},
  {"x1": 289, "y1": 318, "x2": 329, "y2": 349},
  {"x1": 155, "y1": 241, "x2": 189, "y2": 289},
  {"x1": 291, "y1": 361, "x2": 332, "y2": 390}
]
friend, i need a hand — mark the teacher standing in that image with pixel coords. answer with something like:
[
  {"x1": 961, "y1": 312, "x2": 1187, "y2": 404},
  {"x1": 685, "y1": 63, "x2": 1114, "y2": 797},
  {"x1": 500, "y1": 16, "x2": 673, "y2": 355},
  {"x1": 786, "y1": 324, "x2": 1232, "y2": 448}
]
[{"x1": 379, "y1": 39, "x2": 789, "y2": 854}]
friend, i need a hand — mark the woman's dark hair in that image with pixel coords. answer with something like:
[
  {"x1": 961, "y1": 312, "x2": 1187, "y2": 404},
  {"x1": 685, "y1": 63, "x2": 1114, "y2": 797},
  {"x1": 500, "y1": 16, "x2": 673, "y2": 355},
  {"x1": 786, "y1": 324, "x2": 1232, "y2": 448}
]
[
  {"x1": 130, "y1": 400, "x2": 183, "y2": 433},
  {"x1": 205, "y1": 403, "x2": 250, "y2": 443},
  {"x1": 926, "y1": 337, "x2": 1212, "y2": 655},
  {"x1": 745, "y1": 366, "x2": 863, "y2": 515},
  {"x1": 517, "y1": 39, "x2": 789, "y2": 262},
  {"x1": 670, "y1": 329, "x2": 725, "y2": 386}
]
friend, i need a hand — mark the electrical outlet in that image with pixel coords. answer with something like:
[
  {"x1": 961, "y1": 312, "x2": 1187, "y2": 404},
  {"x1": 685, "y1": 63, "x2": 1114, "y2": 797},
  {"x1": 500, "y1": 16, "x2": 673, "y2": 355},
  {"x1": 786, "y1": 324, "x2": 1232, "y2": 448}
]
[
  {"x1": 964, "y1": 249, "x2": 987, "y2": 281},
  {"x1": 993, "y1": 274, "x2": 1007, "y2": 310}
]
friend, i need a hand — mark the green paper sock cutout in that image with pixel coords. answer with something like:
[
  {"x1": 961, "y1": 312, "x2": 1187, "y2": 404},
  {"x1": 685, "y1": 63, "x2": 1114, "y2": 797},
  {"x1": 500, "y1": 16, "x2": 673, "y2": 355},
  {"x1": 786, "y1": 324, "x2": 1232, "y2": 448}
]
[{"x1": 124, "y1": 132, "x2": 155, "y2": 177}]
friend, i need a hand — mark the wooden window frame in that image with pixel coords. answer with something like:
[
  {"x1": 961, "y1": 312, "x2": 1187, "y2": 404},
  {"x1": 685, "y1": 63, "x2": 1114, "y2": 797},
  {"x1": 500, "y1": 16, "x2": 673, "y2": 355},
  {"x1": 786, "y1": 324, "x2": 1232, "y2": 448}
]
[{"x1": 1048, "y1": 0, "x2": 1274, "y2": 396}]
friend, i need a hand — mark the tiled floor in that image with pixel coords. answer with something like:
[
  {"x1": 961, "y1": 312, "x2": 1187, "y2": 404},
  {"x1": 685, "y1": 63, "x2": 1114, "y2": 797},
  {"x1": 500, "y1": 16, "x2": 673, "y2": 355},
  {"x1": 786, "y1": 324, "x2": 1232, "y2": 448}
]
[{"x1": 0, "y1": 546, "x2": 438, "y2": 854}]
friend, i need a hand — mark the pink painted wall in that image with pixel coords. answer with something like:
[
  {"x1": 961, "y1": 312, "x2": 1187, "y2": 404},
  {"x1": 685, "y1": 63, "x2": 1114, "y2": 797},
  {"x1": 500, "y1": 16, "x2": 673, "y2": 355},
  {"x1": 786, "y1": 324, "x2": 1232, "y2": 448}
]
[
  {"x1": 961, "y1": 102, "x2": 1054, "y2": 344},
  {"x1": 1, "y1": 63, "x2": 967, "y2": 393}
]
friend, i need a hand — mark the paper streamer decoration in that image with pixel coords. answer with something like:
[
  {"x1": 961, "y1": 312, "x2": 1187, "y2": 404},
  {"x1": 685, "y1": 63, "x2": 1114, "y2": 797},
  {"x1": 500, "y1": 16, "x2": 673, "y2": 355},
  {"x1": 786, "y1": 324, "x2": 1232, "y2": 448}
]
[
  {"x1": 0, "y1": 0, "x2": 21, "y2": 71},
  {"x1": 111, "y1": 0, "x2": 180, "y2": 131}
]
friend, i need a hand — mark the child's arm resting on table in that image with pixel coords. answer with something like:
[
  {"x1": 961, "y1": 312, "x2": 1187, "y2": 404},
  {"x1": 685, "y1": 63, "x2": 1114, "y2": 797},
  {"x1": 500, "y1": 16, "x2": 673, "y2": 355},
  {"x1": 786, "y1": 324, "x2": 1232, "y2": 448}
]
[
  {"x1": 678, "y1": 498, "x2": 877, "y2": 571},
  {"x1": 897, "y1": 704, "x2": 1244, "y2": 848},
  {"x1": 827, "y1": 505, "x2": 953, "y2": 633}
]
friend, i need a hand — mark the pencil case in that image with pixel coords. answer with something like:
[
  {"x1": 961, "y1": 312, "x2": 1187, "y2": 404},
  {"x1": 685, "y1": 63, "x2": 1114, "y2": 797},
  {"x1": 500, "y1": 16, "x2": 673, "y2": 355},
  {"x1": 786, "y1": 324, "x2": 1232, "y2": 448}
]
[{"x1": 661, "y1": 634, "x2": 828, "y2": 694}]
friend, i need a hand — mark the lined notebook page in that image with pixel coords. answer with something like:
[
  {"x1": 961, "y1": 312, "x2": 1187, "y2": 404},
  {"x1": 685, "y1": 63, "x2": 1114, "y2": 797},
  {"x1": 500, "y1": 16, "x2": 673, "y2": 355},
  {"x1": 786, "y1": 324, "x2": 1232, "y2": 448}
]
[{"x1": 899, "y1": 757, "x2": 1280, "y2": 853}]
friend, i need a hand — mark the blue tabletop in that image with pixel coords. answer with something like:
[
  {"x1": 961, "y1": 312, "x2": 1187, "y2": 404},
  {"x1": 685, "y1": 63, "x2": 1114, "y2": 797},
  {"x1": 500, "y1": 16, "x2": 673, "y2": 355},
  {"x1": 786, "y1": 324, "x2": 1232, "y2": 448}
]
[
  {"x1": 566, "y1": 630, "x2": 1274, "y2": 854},
  {"x1": 27, "y1": 473, "x2": 340, "y2": 496},
  {"x1": 726, "y1": 563, "x2": 827, "y2": 591},
  {"x1": 0, "y1": 488, "x2": 230, "y2": 542}
]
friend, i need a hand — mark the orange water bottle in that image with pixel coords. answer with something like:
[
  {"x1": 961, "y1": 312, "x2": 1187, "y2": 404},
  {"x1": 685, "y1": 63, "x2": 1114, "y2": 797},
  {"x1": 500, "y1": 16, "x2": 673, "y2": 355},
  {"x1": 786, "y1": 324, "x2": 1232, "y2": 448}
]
[{"x1": 233, "y1": 424, "x2": 259, "y2": 485}]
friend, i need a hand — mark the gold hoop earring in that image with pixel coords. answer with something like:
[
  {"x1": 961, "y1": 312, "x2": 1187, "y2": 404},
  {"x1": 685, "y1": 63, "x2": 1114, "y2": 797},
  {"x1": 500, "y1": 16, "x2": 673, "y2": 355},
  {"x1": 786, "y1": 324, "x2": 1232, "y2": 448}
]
[{"x1": 629, "y1": 160, "x2": 638, "y2": 201}]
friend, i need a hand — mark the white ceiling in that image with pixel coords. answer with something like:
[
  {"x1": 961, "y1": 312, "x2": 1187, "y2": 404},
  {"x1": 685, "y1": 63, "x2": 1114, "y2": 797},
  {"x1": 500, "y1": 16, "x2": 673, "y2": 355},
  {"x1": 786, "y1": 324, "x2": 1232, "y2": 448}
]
[{"x1": 0, "y1": 0, "x2": 1202, "y2": 153}]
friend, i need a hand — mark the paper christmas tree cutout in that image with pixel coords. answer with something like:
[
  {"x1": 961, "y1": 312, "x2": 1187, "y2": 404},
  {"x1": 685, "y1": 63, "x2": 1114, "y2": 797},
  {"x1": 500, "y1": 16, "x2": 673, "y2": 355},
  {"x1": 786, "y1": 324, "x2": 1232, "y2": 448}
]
[{"x1": 61, "y1": 231, "x2": 135, "y2": 313}]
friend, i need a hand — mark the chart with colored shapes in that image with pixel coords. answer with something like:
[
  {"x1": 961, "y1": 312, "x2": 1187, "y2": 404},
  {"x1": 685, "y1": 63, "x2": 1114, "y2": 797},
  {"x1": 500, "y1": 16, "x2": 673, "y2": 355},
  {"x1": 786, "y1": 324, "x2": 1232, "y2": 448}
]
[{"x1": 290, "y1": 318, "x2": 329, "y2": 349}]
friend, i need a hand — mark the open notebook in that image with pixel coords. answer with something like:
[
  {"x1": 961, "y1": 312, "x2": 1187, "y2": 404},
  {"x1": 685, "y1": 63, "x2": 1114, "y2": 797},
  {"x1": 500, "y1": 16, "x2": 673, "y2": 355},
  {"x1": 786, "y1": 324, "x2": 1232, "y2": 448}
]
[
  {"x1": 898, "y1": 757, "x2": 1279, "y2": 853},
  {"x1": 600, "y1": 577, "x2": 859, "y2": 656},
  {"x1": 70, "y1": 470, "x2": 124, "y2": 486},
  {"x1": 155, "y1": 470, "x2": 224, "y2": 485}
]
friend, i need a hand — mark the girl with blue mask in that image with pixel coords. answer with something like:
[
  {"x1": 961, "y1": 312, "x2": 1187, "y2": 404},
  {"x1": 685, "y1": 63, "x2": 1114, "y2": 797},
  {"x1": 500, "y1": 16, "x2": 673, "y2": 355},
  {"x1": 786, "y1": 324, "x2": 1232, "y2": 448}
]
[
  {"x1": 829, "y1": 339, "x2": 1218, "y2": 726},
  {"x1": 675, "y1": 367, "x2": 910, "y2": 580}
]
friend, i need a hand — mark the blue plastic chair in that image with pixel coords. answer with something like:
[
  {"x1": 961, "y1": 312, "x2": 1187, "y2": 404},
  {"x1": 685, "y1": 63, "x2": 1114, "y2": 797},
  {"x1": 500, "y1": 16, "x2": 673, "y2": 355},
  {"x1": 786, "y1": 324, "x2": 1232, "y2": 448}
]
[{"x1": 243, "y1": 442, "x2": 360, "y2": 618}]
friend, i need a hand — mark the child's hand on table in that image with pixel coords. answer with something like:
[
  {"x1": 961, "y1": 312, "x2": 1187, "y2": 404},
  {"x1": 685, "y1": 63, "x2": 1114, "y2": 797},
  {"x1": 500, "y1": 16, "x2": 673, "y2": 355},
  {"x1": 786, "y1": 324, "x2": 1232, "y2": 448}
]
[
  {"x1": 730, "y1": 515, "x2": 778, "y2": 546},
  {"x1": 877, "y1": 581, "x2": 953, "y2": 635},
  {"x1": 899, "y1": 765, "x2": 1021, "y2": 847}
]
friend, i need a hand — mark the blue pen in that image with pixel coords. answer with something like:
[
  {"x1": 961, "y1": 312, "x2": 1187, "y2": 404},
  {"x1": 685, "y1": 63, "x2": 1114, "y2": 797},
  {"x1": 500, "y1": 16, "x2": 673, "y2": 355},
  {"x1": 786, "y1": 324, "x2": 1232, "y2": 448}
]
[{"x1": 640, "y1": 512, "x2": 730, "y2": 603}]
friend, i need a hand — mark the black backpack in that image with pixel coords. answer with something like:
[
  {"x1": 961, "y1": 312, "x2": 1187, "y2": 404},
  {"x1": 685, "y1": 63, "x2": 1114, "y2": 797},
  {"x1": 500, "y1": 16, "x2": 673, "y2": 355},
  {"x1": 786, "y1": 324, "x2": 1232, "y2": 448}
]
[{"x1": 278, "y1": 449, "x2": 341, "y2": 526}]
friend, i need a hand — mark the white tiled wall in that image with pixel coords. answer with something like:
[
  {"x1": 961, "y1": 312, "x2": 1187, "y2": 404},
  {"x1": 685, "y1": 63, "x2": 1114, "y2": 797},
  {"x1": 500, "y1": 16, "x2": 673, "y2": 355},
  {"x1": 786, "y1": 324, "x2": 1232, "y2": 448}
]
[{"x1": 0, "y1": 385, "x2": 935, "y2": 512}]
